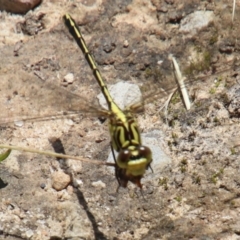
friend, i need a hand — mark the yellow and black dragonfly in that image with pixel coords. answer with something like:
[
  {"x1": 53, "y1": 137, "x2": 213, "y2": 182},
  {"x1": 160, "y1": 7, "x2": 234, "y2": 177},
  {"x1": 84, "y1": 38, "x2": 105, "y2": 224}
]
[{"x1": 62, "y1": 14, "x2": 153, "y2": 189}]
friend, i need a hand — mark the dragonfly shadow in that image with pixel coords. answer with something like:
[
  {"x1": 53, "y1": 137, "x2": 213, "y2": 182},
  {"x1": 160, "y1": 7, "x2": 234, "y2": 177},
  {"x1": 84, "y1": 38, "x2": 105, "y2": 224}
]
[
  {"x1": 48, "y1": 137, "x2": 72, "y2": 173},
  {"x1": 0, "y1": 177, "x2": 8, "y2": 189},
  {"x1": 49, "y1": 137, "x2": 66, "y2": 156},
  {"x1": 48, "y1": 137, "x2": 107, "y2": 239},
  {"x1": 75, "y1": 188, "x2": 108, "y2": 240}
]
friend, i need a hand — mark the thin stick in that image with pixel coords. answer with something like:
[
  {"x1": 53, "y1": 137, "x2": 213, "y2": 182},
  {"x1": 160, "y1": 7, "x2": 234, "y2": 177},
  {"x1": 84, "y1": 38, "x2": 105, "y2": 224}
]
[
  {"x1": 171, "y1": 56, "x2": 191, "y2": 110},
  {"x1": 232, "y1": 0, "x2": 236, "y2": 22},
  {"x1": 0, "y1": 145, "x2": 115, "y2": 167}
]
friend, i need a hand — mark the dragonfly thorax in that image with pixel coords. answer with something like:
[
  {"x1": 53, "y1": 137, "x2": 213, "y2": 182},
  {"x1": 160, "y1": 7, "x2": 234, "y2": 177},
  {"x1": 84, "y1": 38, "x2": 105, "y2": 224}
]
[{"x1": 109, "y1": 112, "x2": 142, "y2": 151}]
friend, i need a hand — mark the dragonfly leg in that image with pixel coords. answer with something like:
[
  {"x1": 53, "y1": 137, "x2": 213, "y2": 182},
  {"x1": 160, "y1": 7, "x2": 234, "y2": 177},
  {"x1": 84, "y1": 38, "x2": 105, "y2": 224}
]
[
  {"x1": 110, "y1": 143, "x2": 122, "y2": 188},
  {"x1": 149, "y1": 164, "x2": 154, "y2": 173}
]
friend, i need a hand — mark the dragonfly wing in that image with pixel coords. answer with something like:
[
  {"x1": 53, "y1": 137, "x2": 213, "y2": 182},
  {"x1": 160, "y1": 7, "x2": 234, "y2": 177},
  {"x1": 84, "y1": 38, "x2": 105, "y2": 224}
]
[
  {"x1": 0, "y1": 70, "x2": 111, "y2": 125},
  {"x1": 128, "y1": 57, "x2": 238, "y2": 116}
]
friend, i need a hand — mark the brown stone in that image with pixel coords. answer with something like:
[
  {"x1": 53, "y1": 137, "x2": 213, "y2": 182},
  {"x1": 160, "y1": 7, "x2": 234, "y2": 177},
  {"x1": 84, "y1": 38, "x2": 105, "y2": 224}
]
[
  {"x1": 52, "y1": 171, "x2": 71, "y2": 191},
  {"x1": 0, "y1": 0, "x2": 42, "y2": 14}
]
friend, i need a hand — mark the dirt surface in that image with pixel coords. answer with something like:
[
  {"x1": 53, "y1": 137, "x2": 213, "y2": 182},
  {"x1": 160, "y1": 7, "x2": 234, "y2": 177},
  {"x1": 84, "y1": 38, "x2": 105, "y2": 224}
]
[{"x1": 1, "y1": 0, "x2": 240, "y2": 239}]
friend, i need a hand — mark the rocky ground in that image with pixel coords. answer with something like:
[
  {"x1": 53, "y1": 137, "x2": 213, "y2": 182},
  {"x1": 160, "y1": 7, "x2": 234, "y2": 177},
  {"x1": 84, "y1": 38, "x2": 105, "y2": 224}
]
[{"x1": 0, "y1": 0, "x2": 240, "y2": 239}]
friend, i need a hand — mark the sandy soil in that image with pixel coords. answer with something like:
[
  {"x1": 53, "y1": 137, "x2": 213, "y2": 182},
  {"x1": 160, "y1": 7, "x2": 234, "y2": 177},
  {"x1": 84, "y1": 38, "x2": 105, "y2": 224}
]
[{"x1": 0, "y1": 0, "x2": 240, "y2": 239}]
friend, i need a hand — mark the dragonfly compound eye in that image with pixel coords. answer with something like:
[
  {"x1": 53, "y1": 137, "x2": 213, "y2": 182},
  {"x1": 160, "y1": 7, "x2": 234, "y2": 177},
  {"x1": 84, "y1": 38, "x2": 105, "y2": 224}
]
[
  {"x1": 138, "y1": 146, "x2": 152, "y2": 165},
  {"x1": 117, "y1": 146, "x2": 152, "y2": 176},
  {"x1": 117, "y1": 149, "x2": 131, "y2": 169}
]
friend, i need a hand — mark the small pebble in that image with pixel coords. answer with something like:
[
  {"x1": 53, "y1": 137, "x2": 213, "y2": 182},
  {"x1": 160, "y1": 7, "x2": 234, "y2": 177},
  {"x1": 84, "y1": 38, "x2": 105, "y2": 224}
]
[
  {"x1": 0, "y1": 0, "x2": 42, "y2": 14},
  {"x1": 52, "y1": 171, "x2": 71, "y2": 191},
  {"x1": 91, "y1": 180, "x2": 106, "y2": 189},
  {"x1": 14, "y1": 120, "x2": 24, "y2": 127},
  {"x1": 123, "y1": 40, "x2": 129, "y2": 47},
  {"x1": 72, "y1": 178, "x2": 83, "y2": 188},
  {"x1": 63, "y1": 73, "x2": 74, "y2": 84}
]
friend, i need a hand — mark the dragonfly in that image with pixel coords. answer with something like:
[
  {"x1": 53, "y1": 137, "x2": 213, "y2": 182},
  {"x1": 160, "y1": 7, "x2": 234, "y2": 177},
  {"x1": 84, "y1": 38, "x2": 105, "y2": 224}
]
[{"x1": 62, "y1": 14, "x2": 153, "y2": 189}]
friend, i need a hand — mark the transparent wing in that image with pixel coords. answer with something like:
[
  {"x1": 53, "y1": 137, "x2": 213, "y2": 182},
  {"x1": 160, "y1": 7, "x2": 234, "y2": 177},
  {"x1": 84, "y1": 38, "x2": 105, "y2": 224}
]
[
  {"x1": 129, "y1": 57, "x2": 239, "y2": 116},
  {"x1": 0, "y1": 54, "x2": 238, "y2": 127},
  {"x1": 0, "y1": 69, "x2": 111, "y2": 125}
]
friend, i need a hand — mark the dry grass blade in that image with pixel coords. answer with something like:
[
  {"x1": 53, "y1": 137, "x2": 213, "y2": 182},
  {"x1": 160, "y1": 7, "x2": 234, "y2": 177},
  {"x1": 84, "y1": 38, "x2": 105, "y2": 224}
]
[
  {"x1": 0, "y1": 144, "x2": 115, "y2": 167},
  {"x1": 171, "y1": 56, "x2": 191, "y2": 110},
  {"x1": 232, "y1": 0, "x2": 236, "y2": 22}
]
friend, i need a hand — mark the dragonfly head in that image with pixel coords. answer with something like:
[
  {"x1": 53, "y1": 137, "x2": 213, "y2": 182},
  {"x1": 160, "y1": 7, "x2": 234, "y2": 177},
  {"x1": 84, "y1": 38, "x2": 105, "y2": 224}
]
[{"x1": 116, "y1": 145, "x2": 152, "y2": 188}]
